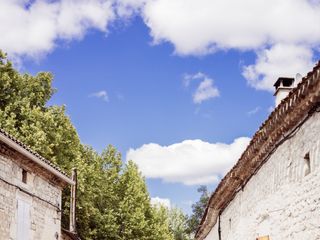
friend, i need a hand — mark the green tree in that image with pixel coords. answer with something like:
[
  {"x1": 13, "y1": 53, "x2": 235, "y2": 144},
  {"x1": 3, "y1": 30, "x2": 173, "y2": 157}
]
[
  {"x1": 0, "y1": 51, "x2": 85, "y2": 233},
  {"x1": 0, "y1": 51, "x2": 175, "y2": 240},
  {"x1": 150, "y1": 205, "x2": 174, "y2": 240},
  {"x1": 168, "y1": 207, "x2": 190, "y2": 240},
  {"x1": 117, "y1": 161, "x2": 174, "y2": 240},
  {"x1": 0, "y1": 51, "x2": 81, "y2": 171},
  {"x1": 187, "y1": 186, "x2": 210, "y2": 236},
  {"x1": 76, "y1": 145, "x2": 122, "y2": 240},
  {"x1": 118, "y1": 161, "x2": 153, "y2": 240}
]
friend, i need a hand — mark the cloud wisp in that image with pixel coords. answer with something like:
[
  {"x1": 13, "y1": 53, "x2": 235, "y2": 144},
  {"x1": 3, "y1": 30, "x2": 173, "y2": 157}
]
[
  {"x1": 151, "y1": 197, "x2": 171, "y2": 208},
  {"x1": 193, "y1": 78, "x2": 220, "y2": 104},
  {"x1": 247, "y1": 106, "x2": 261, "y2": 116},
  {"x1": 0, "y1": 0, "x2": 114, "y2": 59},
  {"x1": 183, "y1": 72, "x2": 220, "y2": 104},
  {"x1": 243, "y1": 44, "x2": 314, "y2": 91},
  {"x1": 2, "y1": 0, "x2": 320, "y2": 91},
  {"x1": 89, "y1": 90, "x2": 109, "y2": 102},
  {"x1": 139, "y1": 0, "x2": 320, "y2": 90},
  {"x1": 126, "y1": 137, "x2": 250, "y2": 185}
]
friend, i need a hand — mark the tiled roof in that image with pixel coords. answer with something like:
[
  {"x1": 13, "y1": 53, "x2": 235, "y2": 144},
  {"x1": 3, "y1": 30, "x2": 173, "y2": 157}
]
[
  {"x1": 0, "y1": 128, "x2": 70, "y2": 180},
  {"x1": 196, "y1": 61, "x2": 320, "y2": 239}
]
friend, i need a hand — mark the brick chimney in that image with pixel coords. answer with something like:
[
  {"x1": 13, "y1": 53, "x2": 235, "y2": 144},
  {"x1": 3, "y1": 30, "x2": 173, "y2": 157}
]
[{"x1": 274, "y1": 77, "x2": 295, "y2": 106}]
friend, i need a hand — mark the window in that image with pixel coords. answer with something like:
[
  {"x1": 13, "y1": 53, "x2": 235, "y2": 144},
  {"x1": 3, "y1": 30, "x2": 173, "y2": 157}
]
[
  {"x1": 22, "y1": 169, "x2": 27, "y2": 184},
  {"x1": 256, "y1": 236, "x2": 269, "y2": 240},
  {"x1": 304, "y1": 153, "x2": 311, "y2": 176}
]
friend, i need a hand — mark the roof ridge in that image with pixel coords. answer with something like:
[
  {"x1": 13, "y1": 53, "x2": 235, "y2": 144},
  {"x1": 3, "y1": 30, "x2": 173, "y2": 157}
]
[{"x1": 196, "y1": 60, "x2": 320, "y2": 239}]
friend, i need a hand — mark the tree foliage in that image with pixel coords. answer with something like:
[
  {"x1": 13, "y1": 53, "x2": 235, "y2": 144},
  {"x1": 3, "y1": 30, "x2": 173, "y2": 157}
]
[
  {"x1": 75, "y1": 145, "x2": 122, "y2": 240},
  {"x1": 168, "y1": 207, "x2": 190, "y2": 240},
  {"x1": 0, "y1": 51, "x2": 175, "y2": 240},
  {"x1": 187, "y1": 186, "x2": 210, "y2": 236},
  {"x1": 0, "y1": 51, "x2": 81, "y2": 170},
  {"x1": 151, "y1": 205, "x2": 175, "y2": 240},
  {"x1": 117, "y1": 161, "x2": 174, "y2": 240}
]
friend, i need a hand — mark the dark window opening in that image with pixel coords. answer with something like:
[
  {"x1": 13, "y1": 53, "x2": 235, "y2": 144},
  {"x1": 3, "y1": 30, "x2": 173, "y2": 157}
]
[
  {"x1": 22, "y1": 169, "x2": 27, "y2": 184},
  {"x1": 256, "y1": 236, "x2": 270, "y2": 240},
  {"x1": 304, "y1": 152, "x2": 311, "y2": 176}
]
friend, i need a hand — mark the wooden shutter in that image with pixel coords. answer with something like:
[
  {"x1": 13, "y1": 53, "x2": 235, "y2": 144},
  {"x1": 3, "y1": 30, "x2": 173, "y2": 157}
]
[{"x1": 17, "y1": 200, "x2": 30, "y2": 240}]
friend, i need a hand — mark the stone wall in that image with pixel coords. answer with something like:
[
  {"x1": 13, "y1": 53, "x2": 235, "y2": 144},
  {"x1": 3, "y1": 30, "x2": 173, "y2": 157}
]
[
  {"x1": 205, "y1": 111, "x2": 320, "y2": 240},
  {"x1": 0, "y1": 151, "x2": 63, "y2": 240}
]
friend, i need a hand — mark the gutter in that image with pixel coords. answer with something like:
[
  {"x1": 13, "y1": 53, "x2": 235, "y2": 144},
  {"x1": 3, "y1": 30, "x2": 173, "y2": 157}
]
[{"x1": 0, "y1": 132, "x2": 75, "y2": 185}]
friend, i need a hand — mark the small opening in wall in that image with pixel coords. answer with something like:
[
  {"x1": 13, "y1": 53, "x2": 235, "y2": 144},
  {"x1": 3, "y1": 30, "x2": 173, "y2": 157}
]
[
  {"x1": 22, "y1": 169, "x2": 27, "y2": 184},
  {"x1": 229, "y1": 218, "x2": 231, "y2": 229},
  {"x1": 256, "y1": 236, "x2": 269, "y2": 240},
  {"x1": 304, "y1": 152, "x2": 311, "y2": 176}
]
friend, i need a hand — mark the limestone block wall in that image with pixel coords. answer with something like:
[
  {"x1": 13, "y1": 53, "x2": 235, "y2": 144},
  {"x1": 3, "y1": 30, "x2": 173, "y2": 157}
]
[
  {"x1": 0, "y1": 153, "x2": 62, "y2": 240},
  {"x1": 205, "y1": 111, "x2": 320, "y2": 240}
]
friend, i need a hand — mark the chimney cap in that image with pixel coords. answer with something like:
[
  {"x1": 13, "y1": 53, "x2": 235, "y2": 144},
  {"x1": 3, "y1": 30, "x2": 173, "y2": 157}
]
[{"x1": 274, "y1": 77, "x2": 295, "y2": 89}]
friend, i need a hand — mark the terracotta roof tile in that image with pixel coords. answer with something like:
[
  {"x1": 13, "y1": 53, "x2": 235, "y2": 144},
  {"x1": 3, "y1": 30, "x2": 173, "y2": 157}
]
[
  {"x1": 196, "y1": 61, "x2": 320, "y2": 239},
  {"x1": 0, "y1": 128, "x2": 69, "y2": 178}
]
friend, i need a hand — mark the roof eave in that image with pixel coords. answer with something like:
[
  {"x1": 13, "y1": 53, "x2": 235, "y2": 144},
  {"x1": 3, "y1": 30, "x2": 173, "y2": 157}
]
[
  {"x1": 0, "y1": 132, "x2": 75, "y2": 185},
  {"x1": 196, "y1": 61, "x2": 320, "y2": 240}
]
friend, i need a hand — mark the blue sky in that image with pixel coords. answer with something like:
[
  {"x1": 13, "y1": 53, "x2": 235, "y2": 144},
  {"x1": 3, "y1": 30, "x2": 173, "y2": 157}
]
[{"x1": 2, "y1": 0, "x2": 320, "y2": 213}]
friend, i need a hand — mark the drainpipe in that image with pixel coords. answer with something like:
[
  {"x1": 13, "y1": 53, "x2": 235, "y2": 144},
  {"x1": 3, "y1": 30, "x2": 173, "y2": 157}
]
[
  {"x1": 69, "y1": 168, "x2": 77, "y2": 233},
  {"x1": 218, "y1": 213, "x2": 222, "y2": 240}
]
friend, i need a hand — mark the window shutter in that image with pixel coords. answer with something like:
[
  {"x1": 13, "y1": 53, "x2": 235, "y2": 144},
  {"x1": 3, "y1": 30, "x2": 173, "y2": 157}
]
[{"x1": 17, "y1": 200, "x2": 30, "y2": 240}]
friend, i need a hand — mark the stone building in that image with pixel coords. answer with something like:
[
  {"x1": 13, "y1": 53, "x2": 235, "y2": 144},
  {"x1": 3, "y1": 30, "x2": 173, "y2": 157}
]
[
  {"x1": 0, "y1": 129, "x2": 76, "y2": 240},
  {"x1": 196, "y1": 62, "x2": 320, "y2": 240}
]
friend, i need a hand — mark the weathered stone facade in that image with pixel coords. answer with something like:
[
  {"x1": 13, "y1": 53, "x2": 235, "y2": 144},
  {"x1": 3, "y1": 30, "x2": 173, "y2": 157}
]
[
  {"x1": 197, "y1": 63, "x2": 320, "y2": 240},
  {"x1": 204, "y1": 110, "x2": 320, "y2": 240},
  {"x1": 0, "y1": 131, "x2": 73, "y2": 240}
]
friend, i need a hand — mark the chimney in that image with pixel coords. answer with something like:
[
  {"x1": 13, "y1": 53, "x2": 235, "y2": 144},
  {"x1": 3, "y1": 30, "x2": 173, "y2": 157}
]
[{"x1": 273, "y1": 77, "x2": 295, "y2": 106}]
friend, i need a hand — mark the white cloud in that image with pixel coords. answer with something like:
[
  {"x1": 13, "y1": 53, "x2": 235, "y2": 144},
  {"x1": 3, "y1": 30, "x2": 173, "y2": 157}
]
[
  {"x1": 151, "y1": 197, "x2": 171, "y2": 208},
  {"x1": 126, "y1": 137, "x2": 250, "y2": 185},
  {"x1": 0, "y1": 0, "x2": 114, "y2": 59},
  {"x1": 193, "y1": 78, "x2": 220, "y2": 104},
  {"x1": 247, "y1": 106, "x2": 261, "y2": 116},
  {"x1": 183, "y1": 72, "x2": 220, "y2": 104},
  {"x1": 183, "y1": 72, "x2": 206, "y2": 87},
  {"x1": 242, "y1": 44, "x2": 314, "y2": 91},
  {"x1": 90, "y1": 90, "x2": 109, "y2": 101},
  {"x1": 2, "y1": 0, "x2": 320, "y2": 92},
  {"x1": 141, "y1": 0, "x2": 320, "y2": 53},
  {"x1": 138, "y1": 0, "x2": 320, "y2": 90},
  {"x1": 115, "y1": 0, "x2": 146, "y2": 18}
]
